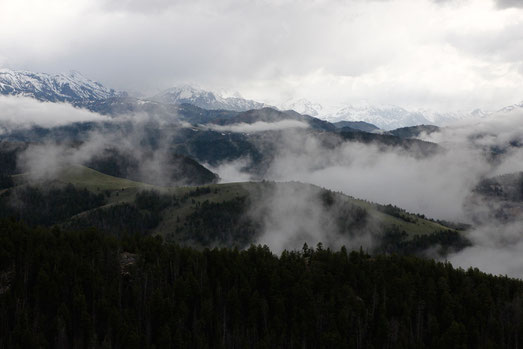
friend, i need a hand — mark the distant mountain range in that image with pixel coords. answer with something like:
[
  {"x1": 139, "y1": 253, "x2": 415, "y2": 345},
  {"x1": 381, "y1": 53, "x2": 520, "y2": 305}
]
[
  {"x1": 147, "y1": 87, "x2": 521, "y2": 130},
  {"x1": 280, "y1": 98, "x2": 324, "y2": 117},
  {"x1": 497, "y1": 102, "x2": 523, "y2": 114},
  {"x1": 282, "y1": 99, "x2": 491, "y2": 130},
  {"x1": 0, "y1": 69, "x2": 123, "y2": 102},
  {"x1": 326, "y1": 104, "x2": 433, "y2": 130},
  {"x1": 1, "y1": 68, "x2": 521, "y2": 129}
]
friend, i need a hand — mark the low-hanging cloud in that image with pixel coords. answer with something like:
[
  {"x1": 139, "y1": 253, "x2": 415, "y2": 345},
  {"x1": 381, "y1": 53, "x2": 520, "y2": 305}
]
[
  {"x1": 0, "y1": 95, "x2": 109, "y2": 134},
  {"x1": 18, "y1": 131, "x2": 119, "y2": 181},
  {"x1": 15, "y1": 113, "x2": 202, "y2": 187},
  {"x1": 247, "y1": 181, "x2": 377, "y2": 254},
  {"x1": 207, "y1": 120, "x2": 309, "y2": 133},
  {"x1": 448, "y1": 218, "x2": 523, "y2": 277},
  {"x1": 258, "y1": 128, "x2": 492, "y2": 222},
  {"x1": 207, "y1": 158, "x2": 253, "y2": 183},
  {"x1": 7, "y1": 97, "x2": 523, "y2": 277}
]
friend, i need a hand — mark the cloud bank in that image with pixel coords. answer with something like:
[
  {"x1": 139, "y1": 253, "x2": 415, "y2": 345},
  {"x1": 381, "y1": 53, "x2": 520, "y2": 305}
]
[
  {"x1": 249, "y1": 182, "x2": 376, "y2": 254},
  {"x1": 0, "y1": 95, "x2": 109, "y2": 133},
  {"x1": 4, "y1": 95, "x2": 523, "y2": 277},
  {"x1": 211, "y1": 110, "x2": 523, "y2": 277},
  {"x1": 495, "y1": 0, "x2": 523, "y2": 9},
  {"x1": 208, "y1": 120, "x2": 309, "y2": 133}
]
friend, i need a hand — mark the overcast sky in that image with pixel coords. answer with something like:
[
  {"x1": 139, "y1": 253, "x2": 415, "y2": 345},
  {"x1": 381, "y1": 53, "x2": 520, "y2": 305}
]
[{"x1": 1, "y1": 0, "x2": 522, "y2": 111}]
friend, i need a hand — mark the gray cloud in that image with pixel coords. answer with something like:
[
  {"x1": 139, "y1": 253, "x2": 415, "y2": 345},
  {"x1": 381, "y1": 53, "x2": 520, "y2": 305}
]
[
  {"x1": 496, "y1": 0, "x2": 523, "y2": 9},
  {"x1": 1, "y1": 0, "x2": 522, "y2": 111},
  {"x1": 99, "y1": 0, "x2": 178, "y2": 13},
  {"x1": 446, "y1": 21, "x2": 523, "y2": 64}
]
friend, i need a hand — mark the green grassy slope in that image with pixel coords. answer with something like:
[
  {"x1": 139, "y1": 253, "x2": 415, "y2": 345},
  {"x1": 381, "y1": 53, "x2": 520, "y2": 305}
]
[
  {"x1": 3, "y1": 165, "x2": 462, "y2": 252},
  {"x1": 13, "y1": 165, "x2": 152, "y2": 191},
  {"x1": 53, "y1": 166, "x2": 454, "y2": 237}
]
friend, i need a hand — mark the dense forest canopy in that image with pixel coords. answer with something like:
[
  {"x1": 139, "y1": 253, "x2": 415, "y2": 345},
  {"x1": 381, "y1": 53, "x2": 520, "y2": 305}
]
[{"x1": 0, "y1": 220, "x2": 522, "y2": 349}]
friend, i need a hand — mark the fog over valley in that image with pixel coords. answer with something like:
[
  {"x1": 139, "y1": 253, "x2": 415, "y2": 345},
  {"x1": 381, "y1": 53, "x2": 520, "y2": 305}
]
[{"x1": 0, "y1": 89, "x2": 522, "y2": 278}]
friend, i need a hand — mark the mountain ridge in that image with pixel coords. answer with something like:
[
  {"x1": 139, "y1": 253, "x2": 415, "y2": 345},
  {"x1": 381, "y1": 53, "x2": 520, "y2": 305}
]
[
  {"x1": 1, "y1": 68, "x2": 521, "y2": 129},
  {"x1": 0, "y1": 68, "x2": 123, "y2": 102}
]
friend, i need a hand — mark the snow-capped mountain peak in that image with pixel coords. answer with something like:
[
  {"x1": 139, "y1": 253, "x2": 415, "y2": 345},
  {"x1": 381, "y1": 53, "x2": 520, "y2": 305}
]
[
  {"x1": 319, "y1": 104, "x2": 428, "y2": 130},
  {"x1": 277, "y1": 97, "x2": 495, "y2": 130},
  {"x1": 280, "y1": 98, "x2": 323, "y2": 117},
  {"x1": 497, "y1": 101, "x2": 523, "y2": 114},
  {"x1": 0, "y1": 68, "x2": 507, "y2": 130},
  {"x1": 161, "y1": 85, "x2": 211, "y2": 100},
  {"x1": 150, "y1": 85, "x2": 273, "y2": 112},
  {"x1": 0, "y1": 68, "x2": 121, "y2": 102}
]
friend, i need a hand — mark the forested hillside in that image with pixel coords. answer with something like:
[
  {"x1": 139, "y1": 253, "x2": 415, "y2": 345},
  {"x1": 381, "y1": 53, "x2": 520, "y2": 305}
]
[
  {"x1": 0, "y1": 220, "x2": 521, "y2": 348},
  {"x1": 0, "y1": 167, "x2": 467, "y2": 256}
]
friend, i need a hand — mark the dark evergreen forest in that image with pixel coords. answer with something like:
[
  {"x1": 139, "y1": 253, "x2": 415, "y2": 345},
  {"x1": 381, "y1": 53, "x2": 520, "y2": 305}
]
[{"x1": 0, "y1": 220, "x2": 522, "y2": 349}]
